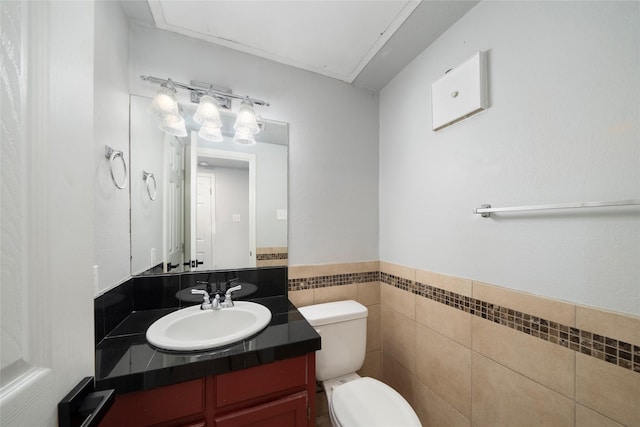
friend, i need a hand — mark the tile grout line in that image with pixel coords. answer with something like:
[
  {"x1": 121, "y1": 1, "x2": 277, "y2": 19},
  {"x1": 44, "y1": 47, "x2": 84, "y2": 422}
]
[{"x1": 288, "y1": 271, "x2": 640, "y2": 375}]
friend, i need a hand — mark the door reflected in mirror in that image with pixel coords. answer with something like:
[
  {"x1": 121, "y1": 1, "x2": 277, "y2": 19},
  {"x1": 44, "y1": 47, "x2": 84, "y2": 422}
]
[{"x1": 130, "y1": 95, "x2": 288, "y2": 275}]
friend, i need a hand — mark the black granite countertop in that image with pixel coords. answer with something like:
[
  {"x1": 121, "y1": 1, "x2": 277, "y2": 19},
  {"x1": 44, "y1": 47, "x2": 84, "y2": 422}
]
[{"x1": 95, "y1": 296, "x2": 321, "y2": 394}]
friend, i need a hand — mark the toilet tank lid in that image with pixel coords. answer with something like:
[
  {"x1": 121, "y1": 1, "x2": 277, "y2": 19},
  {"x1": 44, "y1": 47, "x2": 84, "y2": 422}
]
[{"x1": 298, "y1": 300, "x2": 367, "y2": 326}]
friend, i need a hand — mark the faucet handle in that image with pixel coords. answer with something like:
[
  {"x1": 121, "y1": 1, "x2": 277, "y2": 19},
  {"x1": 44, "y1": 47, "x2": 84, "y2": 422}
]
[
  {"x1": 225, "y1": 284, "x2": 242, "y2": 296},
  {"x1": 191, "y1": 289, "x2": 212, "y2": 310},
  {"x1": 221, "y1": 285, "x2": 242, "y2": 308},
  {"x1": 191, "y1": 288, "x2": 210, "y2": 301}
]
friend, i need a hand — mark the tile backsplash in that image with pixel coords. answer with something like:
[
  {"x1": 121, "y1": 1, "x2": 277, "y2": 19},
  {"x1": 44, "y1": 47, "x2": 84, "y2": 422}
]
[
  {"x1": 289, "y1": 261, "x2": 640, "y2": 426},
  {"x1": 408, "y1": 276, "x2": 639, "y2": 374}
]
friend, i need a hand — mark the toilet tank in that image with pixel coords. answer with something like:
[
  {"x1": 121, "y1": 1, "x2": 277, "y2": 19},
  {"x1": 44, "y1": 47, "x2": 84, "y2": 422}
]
[{"x1": 298, "y1": 300, "x2": 368, "y2": 381}]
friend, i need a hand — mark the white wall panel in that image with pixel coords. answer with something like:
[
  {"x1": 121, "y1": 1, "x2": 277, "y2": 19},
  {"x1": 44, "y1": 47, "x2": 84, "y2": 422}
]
[
  {"x1": 93, "y1": 1, "x2": 131, "y2": 293},
  {"x1": 380, "y1": 1, "x2": 640, "y2": 315}
]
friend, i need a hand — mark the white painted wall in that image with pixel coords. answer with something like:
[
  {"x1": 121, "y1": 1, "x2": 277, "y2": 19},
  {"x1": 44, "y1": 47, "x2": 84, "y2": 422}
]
[
  {"x1": 379, "y1": 1, "x2": 640, "y2": 315},
  {"x1": 130, "y1": 95, "x2": 165, "y2": 275},
  {"x1": 94, "y1": 1, "x2": 131, "y2": 293},
  {"x1": 256, "y1": 142, "x2": 288, "y2": 247},
  {"x1": 129, "y1": 24, "x2": 380, "y2": 267}
]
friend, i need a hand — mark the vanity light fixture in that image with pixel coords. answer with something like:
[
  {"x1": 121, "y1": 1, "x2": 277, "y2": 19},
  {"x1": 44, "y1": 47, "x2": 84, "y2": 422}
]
[
  {"x1": 198, "y1": 124, "x2": 224, "y2": 142},
  {"x1": 234, "y1": 97, "x2": 260, "y2": 134},
  {"x1": 159, "y1": 117, "x2": 188, "y2": 137},
  {"x1": 149, "y1": 79, "x2": 179, "y2": 118},
  {"x1": 194, "y1": 89, "x2": 224, "y2": 142},
  {"x1": 233, "y1": 128, "x2": 257, "y2": 146},
  {"x1": 149, "y1": 79, "x2": 187, "y2": 136},
  {"x1": 140, "y1": 75, "x2": 270, "y2": 142},
  {"x1": 193, "y1": 92, "x2": 222, "y2": 128},
  {"x1": 158, "y1": 105, "x2": 188, "y2": 137},
  {"x1": 232, "y1": 97, "x2": 260, "y2": 145}
]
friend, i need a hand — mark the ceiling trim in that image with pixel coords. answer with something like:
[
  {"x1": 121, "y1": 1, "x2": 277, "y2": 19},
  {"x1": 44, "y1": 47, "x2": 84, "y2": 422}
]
[
  {"x1": 344, "y1": 0, "x2": 420, "y2": 83},
  {"x1": 147, "y1": 0, "x2": 421, "y2": 84}
]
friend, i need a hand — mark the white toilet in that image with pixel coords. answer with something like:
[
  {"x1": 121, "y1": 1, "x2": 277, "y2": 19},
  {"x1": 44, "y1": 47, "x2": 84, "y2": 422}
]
[{"x1": 299, "y1": 300, "x2": 422, "y2": 427}]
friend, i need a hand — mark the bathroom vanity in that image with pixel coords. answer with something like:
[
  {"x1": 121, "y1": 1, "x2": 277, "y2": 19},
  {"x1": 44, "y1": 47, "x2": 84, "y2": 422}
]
[
  {"x1": 94, "y1": 268, "x2": 320, "y2": 427},
  {"x1": 98, "y1": 353, "x2": 315, "y2": 426}
]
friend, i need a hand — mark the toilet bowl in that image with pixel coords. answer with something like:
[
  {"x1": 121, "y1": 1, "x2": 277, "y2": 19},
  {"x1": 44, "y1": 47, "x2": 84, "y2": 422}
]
[
  {"x1": 299, "y1": 300, "x2": 421, "y2": 427},
  {"x1": 325, "y1": 374, "x2": 421, "y2": 427}
]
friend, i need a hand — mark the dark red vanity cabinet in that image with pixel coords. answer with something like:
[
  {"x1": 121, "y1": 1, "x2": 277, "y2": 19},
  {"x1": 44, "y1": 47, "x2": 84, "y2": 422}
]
[
  {"x1": 98, "y1": 353, "x2": 316, "y2": 427},
  {"x1": 215, "y1": 391, "x2": 308, "y2": 427}
]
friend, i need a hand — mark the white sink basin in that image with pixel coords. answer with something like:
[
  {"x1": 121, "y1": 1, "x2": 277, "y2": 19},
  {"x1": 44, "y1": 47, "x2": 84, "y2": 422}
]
[{"x1": 146, "y1": 302, "x2": 272, "y2": 351}]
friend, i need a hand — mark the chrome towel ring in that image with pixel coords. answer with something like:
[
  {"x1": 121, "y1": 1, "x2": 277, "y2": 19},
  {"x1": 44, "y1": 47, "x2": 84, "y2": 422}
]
[
  {"x1": 105, "y1": 145, "x2": 128, "y2": 189},
  {"x1": 143, "y1": 171, "x2": 157, "y2": 201}
]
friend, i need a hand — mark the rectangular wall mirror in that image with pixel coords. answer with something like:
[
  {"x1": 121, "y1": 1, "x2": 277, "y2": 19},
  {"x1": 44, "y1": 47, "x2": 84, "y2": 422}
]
[{"x1": 129, "y1": 94, "x2": 288, "y2": 276}]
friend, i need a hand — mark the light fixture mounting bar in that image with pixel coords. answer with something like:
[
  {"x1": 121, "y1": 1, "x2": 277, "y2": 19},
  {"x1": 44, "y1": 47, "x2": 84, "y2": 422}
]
[
  {"x1": 140, "y1": 75, "x2": 270, "y2": 107},
  {"x1": 189, "y1": 79, "x2": 232, "y2": 109}
]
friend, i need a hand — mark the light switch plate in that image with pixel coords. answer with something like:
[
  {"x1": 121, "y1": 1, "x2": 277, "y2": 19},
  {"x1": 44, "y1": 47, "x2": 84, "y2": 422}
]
[
  {"x1": 276, "y1": 209, "x2": 287, "y2": 220},
  {"x1": 432, "y1": 51, "x2": 488, "y2": 131},
  {"x1": 232, "y1": 214, "x2": 241, "y2": 222}
]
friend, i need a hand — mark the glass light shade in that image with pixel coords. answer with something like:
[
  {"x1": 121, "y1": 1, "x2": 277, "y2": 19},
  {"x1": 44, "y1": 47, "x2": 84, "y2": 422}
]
[
  {"x1": 193, "y1": 95, "x2": 222, "y2": 128},
  {"x1": 233, "y1": 98, "x2": 260, "y2": 135},
  {"x1": 159, "y1": 116, "x2": 187, "y2": 137},
  {"x1": 233, "y1": 129, "x2": 256, "y2": 145},
  {"x1": 161, "y1": 110, "x2": 183, "y2": 124},
  {"x1": 198, "y1": 125, "x2": 223, "y2": 142},
  {"x1": 149, "y1": 85, "x2": 179, "y2": 118}
]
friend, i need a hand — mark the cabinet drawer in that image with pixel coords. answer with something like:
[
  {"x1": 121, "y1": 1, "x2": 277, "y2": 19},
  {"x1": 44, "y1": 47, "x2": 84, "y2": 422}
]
[
  {"x1": 215, "y1": 391, "x2": 308, "y2": 427},
  {"x1": 216, "y1": 356, "x2": 308, "y2": 407},
  {"x1": 99, "y1": 379, "x2": 205, "y2": 427}
]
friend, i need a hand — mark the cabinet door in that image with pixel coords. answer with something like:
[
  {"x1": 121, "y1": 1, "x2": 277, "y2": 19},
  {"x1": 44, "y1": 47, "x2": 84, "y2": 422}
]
[
  {"x1": 216, "y1": 355, "x2": 308, "y2": 408},
  {"x1": 215, "y1": 391, "x2": 308, "y2": 427}
]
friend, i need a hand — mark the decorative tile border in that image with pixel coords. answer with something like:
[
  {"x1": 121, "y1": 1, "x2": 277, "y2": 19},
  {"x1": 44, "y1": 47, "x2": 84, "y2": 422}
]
[
  {"x1": 289, "y1": 271, "x2": 379, "y2": 291},
  {"x1": 288, "y1": 271, "x2": 640, "y2": 374},
  {"x1": 409, "y1": 278, "x2": 640, "y2": 373},
  {"x1": 256, "y1": 247, "x2": 288, "y2": 262},
  {"x1": 256, "y1": 252, "x2": 288, "y2": 261}
]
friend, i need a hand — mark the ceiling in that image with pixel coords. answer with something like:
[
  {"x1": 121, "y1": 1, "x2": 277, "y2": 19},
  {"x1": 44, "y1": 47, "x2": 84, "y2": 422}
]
[{"x1": 122, "y1": 1, "x2": 479, "y2": 91}]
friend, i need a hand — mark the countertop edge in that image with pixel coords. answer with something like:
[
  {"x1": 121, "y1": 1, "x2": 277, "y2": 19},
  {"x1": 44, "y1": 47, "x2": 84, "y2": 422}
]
[{"x1": 94, "y1": 298, "x2": 321, "y2": 395}]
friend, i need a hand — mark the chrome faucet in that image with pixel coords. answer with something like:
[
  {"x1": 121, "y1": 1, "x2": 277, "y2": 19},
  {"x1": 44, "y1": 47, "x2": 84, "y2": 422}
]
[
  {"x1": 191, "y1": 285, "x2": 242, "y2": 310},
  {"x1": 211, "y1": 293, "x2": 222, "y2": 309}
]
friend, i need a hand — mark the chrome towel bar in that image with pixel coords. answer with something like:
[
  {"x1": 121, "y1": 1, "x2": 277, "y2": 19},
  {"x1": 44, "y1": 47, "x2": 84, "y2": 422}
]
[{"x1": 474, "y1": 199, "x2": 640, "y2": 218}]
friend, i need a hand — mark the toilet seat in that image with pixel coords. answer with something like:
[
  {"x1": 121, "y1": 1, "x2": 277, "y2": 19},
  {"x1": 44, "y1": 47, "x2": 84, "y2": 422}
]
[{"x1": 329, "y1": 377, "x2": 421, "y2": 427}]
